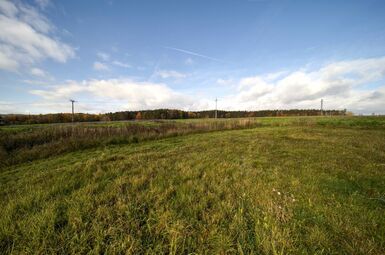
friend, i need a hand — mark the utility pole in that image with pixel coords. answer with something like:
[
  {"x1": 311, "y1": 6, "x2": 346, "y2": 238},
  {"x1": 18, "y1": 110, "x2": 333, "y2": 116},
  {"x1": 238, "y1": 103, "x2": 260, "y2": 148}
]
[
  {"x1": 70, "y1": 99, "x2": 76, "y2": 122},
  {"x1": 321, "y1": 99, "x2": 323, "y2": 116},
  {"x1": 215, "y1": 98, "x2": 218, "y2": 119}
]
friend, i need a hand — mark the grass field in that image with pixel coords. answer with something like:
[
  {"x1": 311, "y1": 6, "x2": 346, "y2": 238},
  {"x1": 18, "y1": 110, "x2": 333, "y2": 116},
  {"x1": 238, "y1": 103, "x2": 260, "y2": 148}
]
[{"x1": 1, "y1": 117, "x2": 384, "y2": 254}]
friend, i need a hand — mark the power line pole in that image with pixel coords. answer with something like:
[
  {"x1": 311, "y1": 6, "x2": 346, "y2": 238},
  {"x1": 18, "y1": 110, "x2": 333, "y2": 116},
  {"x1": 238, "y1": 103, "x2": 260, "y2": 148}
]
[
  {"x1": 215, "y1": 98, "x2": 218, "y2": 119},
  {"x1": 320, "y1": 99, "x2": 323, "y2": 116},
  {"x1": 70, "y1": 99, "x2": 76, "y2": 122}
]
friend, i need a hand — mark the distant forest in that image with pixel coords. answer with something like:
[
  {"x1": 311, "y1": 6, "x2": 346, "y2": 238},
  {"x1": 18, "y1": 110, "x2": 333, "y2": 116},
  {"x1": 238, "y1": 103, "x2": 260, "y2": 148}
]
[{"x1": 0, "y1": 109, "x2": 348, "y2": 125}]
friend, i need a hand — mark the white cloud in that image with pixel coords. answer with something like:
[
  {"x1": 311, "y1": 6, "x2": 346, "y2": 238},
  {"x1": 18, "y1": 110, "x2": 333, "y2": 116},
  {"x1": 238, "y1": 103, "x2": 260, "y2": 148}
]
[
  {"x1": 30, "y1": 67, "x2": 47, "y2": 77},
  {"x1": 22, "y1": 79, "x2": 50, "y2": 86},
  {"x1": 0, "y1": 0, "x2": 74, "y2": 72},
  {"x1": 216, "y1": 78, "x2": 233, "y2": 86},
  {"x1": 112, "y1": 60, "x2": 131, "y2": 68},
  {"x1": 237, "y1": 76, "x2": 273, "y2": 101},
  {"x1": 3, "y1": 56, "x2": 385, "y2": 115},
  {"x1": 263, "y1": 71, "x2": 288, "y2": 81},
  {"x1": 35, "y1": 0, "x2": 51, "y2": 10},
  {"x1": 93, "y1": 61, "x2": 109, "y2": 71},
  {"x1": 156, "y1": 70, "x2": 187, "y2": 79},
  {"x1": 97, "y1": 52, "x2": 110, "y2": 61},
  {"x1": 96, "y1": 52, "x2": 130, "y2": 69},
  {"x1": 29, "y1": 79, "x2": 193, "y2": 112},
  {"x1": 18, "y1": 3, "x2": 52, "y2": 33},
  {"x1": 0, "y1": 1, "x2": 18, "y2": 17},
  {"x1": 0, "y1": 47, "x2": 19, "y2": 71},
  {"x1": 217, "y1": 56, "x2": 385, "y2": 114}
]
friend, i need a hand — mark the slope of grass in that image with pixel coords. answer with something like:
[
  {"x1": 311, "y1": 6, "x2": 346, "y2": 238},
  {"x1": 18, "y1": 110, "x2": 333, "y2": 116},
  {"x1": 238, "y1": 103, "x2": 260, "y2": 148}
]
[{"x1": 1, "y1": 122, "x2": 384, "y2": 254}]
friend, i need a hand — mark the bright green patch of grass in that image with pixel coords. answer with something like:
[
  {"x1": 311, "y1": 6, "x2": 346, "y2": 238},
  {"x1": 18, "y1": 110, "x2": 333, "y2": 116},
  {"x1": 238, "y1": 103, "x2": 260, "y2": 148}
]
[{"x1": 1, "y1": 121, "x2": 384, "y2": 254}]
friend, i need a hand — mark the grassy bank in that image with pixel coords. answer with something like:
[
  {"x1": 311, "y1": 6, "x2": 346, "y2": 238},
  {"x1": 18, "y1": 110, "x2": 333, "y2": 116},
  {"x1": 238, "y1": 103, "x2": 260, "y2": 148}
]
[{"x1": 0, "y1": 117, "x2": 384, "y2": 254}]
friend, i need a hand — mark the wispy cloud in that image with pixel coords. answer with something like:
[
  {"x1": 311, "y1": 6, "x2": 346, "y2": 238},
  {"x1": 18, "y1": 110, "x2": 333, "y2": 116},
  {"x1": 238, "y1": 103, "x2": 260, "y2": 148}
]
[
  {"x1": 216, "y1": 78, "x2": 233, "y2": 86},
  {"x1": 93, "y1": 61, "x2": 109, "y2": 71},
  {"x1": 22, "y1": 79, "x2": 50, "y2": 86},
  {"x1": 96, "y1": 52, "x2": 110, "y2": 61},
  {"x1": 164, "y1": 46, "x2": 225, "y2": 63},
  {"x1": 97, "y1": 51, "x2": 130, "y2": 68},
  {"x1": 112, "y1": 60, "x2": 131, "y2": 68},
  {"x1": 35, "y1": 0, "x2": 51, "y2": 10},
  {"x1": 30, "y1": 67, "x2": 47, "y2": 77},
  {"x1": 29, "y1": 67, "x2": 55, "y2": 81},
  {"x1": 156, "y1": 70, "x2": 187, "y2": 79}
]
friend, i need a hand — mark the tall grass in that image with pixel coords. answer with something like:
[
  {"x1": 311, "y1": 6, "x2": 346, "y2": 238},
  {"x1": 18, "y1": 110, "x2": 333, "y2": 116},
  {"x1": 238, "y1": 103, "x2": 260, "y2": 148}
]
[{"x1": 0, "y1": 119, "x2": 260, "y2": 167}]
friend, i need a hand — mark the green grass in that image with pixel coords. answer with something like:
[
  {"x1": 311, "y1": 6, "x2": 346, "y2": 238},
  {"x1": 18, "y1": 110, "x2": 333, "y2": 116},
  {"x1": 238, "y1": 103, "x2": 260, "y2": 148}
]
[
  {"x1": 1, "y1": 117, "x2": 385, "y2": 254},
  {"x1": 0, "y1": 118, "x2": 261, "y2": 167},
  {"x1": 2, "y1": 116, "x2": 384, "y2": 168}
]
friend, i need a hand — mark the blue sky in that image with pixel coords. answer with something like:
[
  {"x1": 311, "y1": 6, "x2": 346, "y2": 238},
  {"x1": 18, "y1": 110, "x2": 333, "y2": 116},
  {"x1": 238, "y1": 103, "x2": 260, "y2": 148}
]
[{"x1": 1, "y1": 0, "x2": 385, "y2": 114}]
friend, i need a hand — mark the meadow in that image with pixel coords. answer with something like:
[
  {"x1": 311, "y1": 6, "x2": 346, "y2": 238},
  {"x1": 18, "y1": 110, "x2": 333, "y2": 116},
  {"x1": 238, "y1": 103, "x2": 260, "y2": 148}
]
[{"x1": 0, "y1": 116, "x2": 384, "y2": 254}]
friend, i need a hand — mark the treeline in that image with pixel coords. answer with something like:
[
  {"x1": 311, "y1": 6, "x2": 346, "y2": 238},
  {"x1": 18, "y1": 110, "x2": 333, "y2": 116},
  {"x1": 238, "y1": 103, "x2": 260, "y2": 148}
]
[{"x1": 0, "y1": 109, "x2": 347, "y2": 125}]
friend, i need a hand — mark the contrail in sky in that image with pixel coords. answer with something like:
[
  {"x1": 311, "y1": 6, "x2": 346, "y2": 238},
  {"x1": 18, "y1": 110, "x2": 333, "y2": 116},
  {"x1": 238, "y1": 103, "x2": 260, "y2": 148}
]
[{"x1": 164, "y1": 46, "x2": 226, "y2": 63}]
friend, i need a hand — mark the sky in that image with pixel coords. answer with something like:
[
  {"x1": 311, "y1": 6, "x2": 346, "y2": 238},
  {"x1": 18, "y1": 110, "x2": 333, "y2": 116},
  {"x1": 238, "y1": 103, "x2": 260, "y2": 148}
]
[{"x1": 1, "y1": 0, "x2": 385, "y2": 114}]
